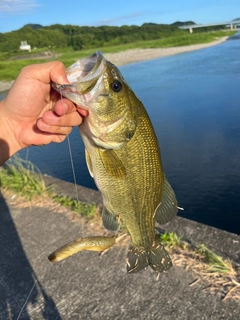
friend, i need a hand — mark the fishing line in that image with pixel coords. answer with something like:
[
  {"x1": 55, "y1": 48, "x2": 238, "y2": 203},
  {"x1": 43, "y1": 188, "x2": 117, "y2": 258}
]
[
  {"x1": 67, "y1": 135, "x2": 79, "y2": 202},
  {"x1": 16, "y1": 265, "x2": 57, "y2": 319},
  {"x1": 16, "y1": 278, "x2": 38, "y2": 320},
  {"x1": 59, "y1": 88, "x2": 79, "y2": 202}
]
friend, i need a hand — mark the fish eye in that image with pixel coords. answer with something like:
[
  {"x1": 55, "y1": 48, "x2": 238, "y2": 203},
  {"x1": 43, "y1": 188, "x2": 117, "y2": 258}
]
[{"x1": 111, "y1": 80, "x2": 122, "y2": 93}]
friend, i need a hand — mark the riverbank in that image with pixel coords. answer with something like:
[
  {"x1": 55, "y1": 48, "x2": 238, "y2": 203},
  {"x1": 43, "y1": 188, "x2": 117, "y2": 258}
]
[{"x1": 0, "y1": 37, "x2": 228, "y2": 93}]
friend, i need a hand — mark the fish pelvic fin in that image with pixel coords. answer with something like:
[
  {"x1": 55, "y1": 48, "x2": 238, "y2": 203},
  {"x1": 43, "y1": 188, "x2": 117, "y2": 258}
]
[{"x1": 126, "y1": 237, "x2": 172, "y2": 274}]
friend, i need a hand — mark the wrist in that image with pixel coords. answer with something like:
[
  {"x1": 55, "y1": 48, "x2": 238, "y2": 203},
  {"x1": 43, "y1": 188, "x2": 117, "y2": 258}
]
[{"x1": 0, "y1": 100, "x2": 22, "y2": 165}]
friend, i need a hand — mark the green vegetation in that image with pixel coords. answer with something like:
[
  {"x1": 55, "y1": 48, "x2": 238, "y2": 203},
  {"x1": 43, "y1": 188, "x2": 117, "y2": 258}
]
[
  {"x1": 161, "y1": 232, "x2": 240, "y2": 301},
  {"x1": 197, "y1": 244, "x2": 234, "y2": 274},
  {"x1": 50, "y1": 194, "x2": 96, "y2": 219},
  {"x1": 171, "y1": 21, "x2": 195, "y2": 27},
  {"x1": 0, "y1": 21, "x2": 236, "y2": 81},
  {"x1": 0, "y1": 155, "x2": 46, "y2": 200},
  {"x1": 0, "y1": 156, "x2": 96, "y2": 218},
  {"x1": 0, "y1": 23, "x2": 185, "y2": 52},
  {"x1": 161, "y1": 232, "x2": 234, "y2": 274},
  {"x1": 0, "y1": 22, "x2": 231, "y2": 53}
]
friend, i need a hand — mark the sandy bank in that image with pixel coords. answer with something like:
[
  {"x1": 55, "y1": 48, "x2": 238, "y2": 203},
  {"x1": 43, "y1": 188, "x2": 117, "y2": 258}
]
[
  {"x1": 0, "y1": 37, "x2": 228, "y2": 93},
  {"x1": 105, "y1": 36, "x2": 228, "y2": 66}
]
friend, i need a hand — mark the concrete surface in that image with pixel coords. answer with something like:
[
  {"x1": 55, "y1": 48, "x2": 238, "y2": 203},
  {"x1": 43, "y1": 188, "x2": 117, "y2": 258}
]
[{"x1": 1, "y1": 176, "x2": 240, "y2": 320}]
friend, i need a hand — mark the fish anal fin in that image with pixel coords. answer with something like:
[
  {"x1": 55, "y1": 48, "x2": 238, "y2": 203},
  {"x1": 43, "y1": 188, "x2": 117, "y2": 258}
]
[
  {"x1": 99, "y1": 149, "x2": 126, "y2": 179},
  {"x1": 155, "y1": 176, "x2": 178, "y2": 225},
  {"x1": 102, "y1": 206, "x2": 120, "y2": 232}
]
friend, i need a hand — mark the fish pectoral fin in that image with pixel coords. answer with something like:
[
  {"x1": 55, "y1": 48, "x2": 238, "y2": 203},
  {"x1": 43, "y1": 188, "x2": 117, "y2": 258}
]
[
  {"x1": 155, "y1": 176, "x2": 178, "y2": 225},
  {"x1": 99, "y1": 149, "x2": 127, "y2": 179},
  {"x1": 102, "y1": 206, "x2": 121, "y2": 232},
  {"x1": 85, "y1": 149, "x2": 94, "y2": 178}
]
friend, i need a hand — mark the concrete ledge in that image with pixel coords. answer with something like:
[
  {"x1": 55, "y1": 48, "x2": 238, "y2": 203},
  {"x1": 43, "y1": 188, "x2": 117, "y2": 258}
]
[{"x1": 43, "y1": 175, "x2": 240, "y2": 264}]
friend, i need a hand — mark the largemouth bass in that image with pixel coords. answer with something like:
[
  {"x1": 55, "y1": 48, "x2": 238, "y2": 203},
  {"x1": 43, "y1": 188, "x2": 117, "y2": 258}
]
[{"x1": 50, "y1": 51, "x2": 178, "y2": 274}]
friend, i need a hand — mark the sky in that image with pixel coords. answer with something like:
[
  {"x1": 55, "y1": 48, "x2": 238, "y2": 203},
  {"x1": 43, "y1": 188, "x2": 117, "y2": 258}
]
[{"x1": 0, "y1": 0, "x2": 239, "y2": 33}]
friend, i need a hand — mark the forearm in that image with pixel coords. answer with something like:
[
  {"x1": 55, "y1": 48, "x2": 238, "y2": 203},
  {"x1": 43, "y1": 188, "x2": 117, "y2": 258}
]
[{"x1": 0, "y1": 100, "x2": 22, "y2": 165}]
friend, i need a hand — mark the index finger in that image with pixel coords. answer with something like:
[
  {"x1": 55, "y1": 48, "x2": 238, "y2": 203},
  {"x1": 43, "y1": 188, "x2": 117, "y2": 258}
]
[{"x1": 20, "y1": 61, "x2": 69, "y2": 85}]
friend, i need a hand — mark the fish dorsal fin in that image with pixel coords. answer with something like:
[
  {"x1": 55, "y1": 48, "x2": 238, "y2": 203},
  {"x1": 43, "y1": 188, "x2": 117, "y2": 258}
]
[
  {"x1": 102, "y1": 206, "x2": 120, "y2": 231},
  {"x1": 155, "y1": 176, "x2": 178, "y2": 225},
  {"x1": 85, "y1": 149, "x2": 94, "y2": 178},
  {"x1": 99, "y1": 149, "x2": 127, "y2": 179}
]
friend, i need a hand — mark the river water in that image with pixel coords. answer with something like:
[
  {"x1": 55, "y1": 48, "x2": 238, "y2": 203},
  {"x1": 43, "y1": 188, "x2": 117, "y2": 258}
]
[{"x1": 1, "y1": 32, "x2": 240, "y2": 234}]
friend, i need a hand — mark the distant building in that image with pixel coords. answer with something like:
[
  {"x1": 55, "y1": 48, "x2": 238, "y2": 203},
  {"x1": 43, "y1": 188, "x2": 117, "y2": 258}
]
[{"x1": 19, "y1": 41, "x2": 31, "y2": 52}]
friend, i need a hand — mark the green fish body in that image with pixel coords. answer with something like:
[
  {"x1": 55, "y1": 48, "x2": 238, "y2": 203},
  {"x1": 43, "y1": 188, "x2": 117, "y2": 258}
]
[{"x1": 51, "y1": 51, "x2": 178, "y2": 274}]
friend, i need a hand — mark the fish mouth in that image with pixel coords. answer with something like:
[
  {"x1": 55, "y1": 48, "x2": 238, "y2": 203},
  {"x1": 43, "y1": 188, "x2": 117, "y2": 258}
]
[{"x1": 51, "y1": 51, "x2": 105, "y2": 110}]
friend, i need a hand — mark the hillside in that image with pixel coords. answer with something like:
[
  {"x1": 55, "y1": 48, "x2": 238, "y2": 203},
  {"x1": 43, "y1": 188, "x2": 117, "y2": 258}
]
[
  {"x1": 171, "y1": 21, "x2": 196, "y2": 26},
  {"x1": 0, "y1": 22, "x2": 196, "y2": 53},
  {"x1": 23, "y1": 23, "x2": 44, "y2": 30},
  {"x1": 0, "y1": 21, "x2": 230, "y2": 53}
]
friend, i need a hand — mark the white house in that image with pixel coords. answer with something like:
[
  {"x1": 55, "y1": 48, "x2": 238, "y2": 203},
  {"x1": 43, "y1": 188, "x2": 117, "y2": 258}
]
[{"x1": 19, "y1": 41, "x2": 31, "y2": 52}]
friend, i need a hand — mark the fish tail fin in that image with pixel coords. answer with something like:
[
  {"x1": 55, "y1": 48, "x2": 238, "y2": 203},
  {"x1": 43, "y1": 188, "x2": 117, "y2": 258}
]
[{"x1": 126, "y1": 237, "x2": 172, "y2": 274}]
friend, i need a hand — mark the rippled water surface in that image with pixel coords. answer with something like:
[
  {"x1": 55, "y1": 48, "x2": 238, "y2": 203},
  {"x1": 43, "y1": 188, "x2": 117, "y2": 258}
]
[{"x1": 2, "y1": 32, "x2": 240, "y2": 234}]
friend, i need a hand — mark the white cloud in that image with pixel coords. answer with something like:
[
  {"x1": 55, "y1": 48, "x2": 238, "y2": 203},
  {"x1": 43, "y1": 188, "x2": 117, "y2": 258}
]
[{"x1": 0, "y1": 0, "x2": 39, "y2": 13}]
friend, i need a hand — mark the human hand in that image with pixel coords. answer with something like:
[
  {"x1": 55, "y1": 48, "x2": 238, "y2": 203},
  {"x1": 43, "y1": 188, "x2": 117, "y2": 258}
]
[{"x1": 0, "y1": 61, "x2": 87, "y2": 163}]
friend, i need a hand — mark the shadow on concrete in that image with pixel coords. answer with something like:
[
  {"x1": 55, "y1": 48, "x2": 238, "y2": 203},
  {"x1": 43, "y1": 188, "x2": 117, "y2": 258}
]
[{"x1": 0, "y1": 192, "x2": 61, "y2": 320}]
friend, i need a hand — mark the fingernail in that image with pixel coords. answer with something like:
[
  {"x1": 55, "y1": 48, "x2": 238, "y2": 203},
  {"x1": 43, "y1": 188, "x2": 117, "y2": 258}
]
[{"x1": 50, "y1": 71, "x2": 69, "y2": 85}]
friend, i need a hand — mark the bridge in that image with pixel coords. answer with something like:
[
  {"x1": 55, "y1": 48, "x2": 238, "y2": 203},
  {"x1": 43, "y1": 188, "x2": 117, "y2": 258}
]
[{"x1": 179, "y1": 19, "x2": 240, "y2": 33}]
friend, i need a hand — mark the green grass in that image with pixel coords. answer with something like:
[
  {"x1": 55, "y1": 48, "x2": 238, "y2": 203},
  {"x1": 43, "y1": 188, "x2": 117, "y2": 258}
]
[
  {"x1": 0, "y1": 155, "x2": 97, "y2": 218},
  {"x1": 161, "y1": 232, "x2": 234, "y2": 274},
  {"x1": 161, "y1": 231, "x2": 184, "y2": 248},
  {"x1": 196, "y1": 244, "x2": 234, "y2": 274},
  {"x1": 0, "y1": 155, "x2": 46, "y2": 200},
  {"x1": 0, "y1": 59, "x2": 50, "y2": 81},
  {"x1": 0, "y1": 30, "x2": 236, "y2": 81},
  {"x1": 160, "y1": 232, "x2": 240, "y2": 300},
  {"x1": 50, "y1": 194, "x2": 96, "y2": 219}
]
